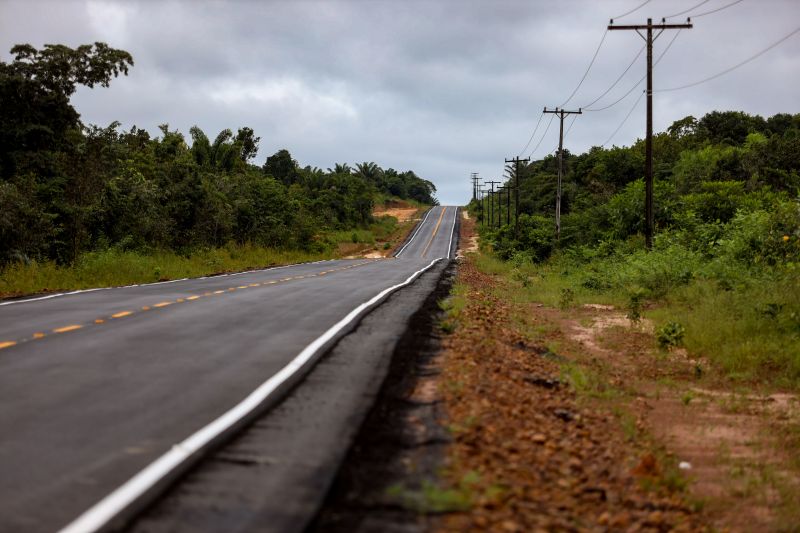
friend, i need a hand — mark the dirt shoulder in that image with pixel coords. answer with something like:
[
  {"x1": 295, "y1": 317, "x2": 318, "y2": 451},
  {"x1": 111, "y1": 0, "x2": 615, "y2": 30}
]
[{"x1": 434, "y1": 215, "x2": 799, "y2": 531}]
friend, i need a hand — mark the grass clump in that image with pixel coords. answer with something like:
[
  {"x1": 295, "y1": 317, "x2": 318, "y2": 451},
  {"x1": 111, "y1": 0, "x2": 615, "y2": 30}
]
[
  {"x1": 385, "y1": 471, "x2": 484, "y2": 513},
  {"x1": 438, "y1": 282, "x2": 468, "y2": 334}
]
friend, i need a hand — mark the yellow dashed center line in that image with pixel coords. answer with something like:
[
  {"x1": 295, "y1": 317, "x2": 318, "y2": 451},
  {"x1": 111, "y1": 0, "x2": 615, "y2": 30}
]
[
  {"x1": 421, "y1": 208, "x2": 447, "y2": 258},
  {"x1": 3, "y1": 261, "x2": 382, "y2": 352},
  {"x1": 53, "y1": 325, "x2": 82, "y2": 334}
]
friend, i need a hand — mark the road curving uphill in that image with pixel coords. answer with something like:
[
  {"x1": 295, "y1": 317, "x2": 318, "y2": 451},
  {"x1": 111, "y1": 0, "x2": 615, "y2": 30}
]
[{"x1": 0, "y1": 205, "x2": 459, "y2": 533}]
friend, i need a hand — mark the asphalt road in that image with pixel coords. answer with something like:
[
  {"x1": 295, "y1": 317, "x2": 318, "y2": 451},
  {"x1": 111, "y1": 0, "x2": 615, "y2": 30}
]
[{"x1": 0, "y1": 205, "x2": 458, "y2": 533}]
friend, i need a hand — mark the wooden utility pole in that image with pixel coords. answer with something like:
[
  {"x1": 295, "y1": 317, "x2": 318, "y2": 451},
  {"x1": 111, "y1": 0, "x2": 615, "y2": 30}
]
[
  {"x1": 485, "y1": 181, "x2": 500, "y2": 228},
  {"x1": 608, "y1": 17, "x2": 692, "y2": 249},
  {"x1": 500, "y1": 184, "x2": 511, "y2": 226},
  {"x1": 543, "y1": 107, "x2": 582, "y2": 240},
  {"x1": 479, "y1": 188, "x2": 488, "y2": 224},
  {"x1": 505, "y1": 156, "x2": 529, "y2": 238},
  {"x1": 470, "y1": 172, "x2": 480, "y2": 201}
]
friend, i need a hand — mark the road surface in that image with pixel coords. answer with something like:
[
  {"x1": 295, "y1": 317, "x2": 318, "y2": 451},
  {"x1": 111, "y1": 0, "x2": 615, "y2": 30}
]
[{"x1": 0, "y1": 205, "x2": 458, "y2": 533}]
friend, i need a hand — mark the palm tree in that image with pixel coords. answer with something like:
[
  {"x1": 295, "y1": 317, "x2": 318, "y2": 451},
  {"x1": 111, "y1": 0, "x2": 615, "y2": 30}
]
[
  {"x1": 189, "y1": 127, "x2": 240, "y2": 171},
  {"x1": 327, "y1": 162, "x2": 352, "y2": 175},
  {"x1": 355, "y1": 161, "x2": 383, "y2": 183}
]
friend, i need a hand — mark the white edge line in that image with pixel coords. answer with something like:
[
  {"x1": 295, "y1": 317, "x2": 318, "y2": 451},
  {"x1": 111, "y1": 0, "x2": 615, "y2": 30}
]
[
  {"x1": 57, "y1": 257, "x2": 443, "y2": 533},
  {"x1": 445, "y1": 207, "x2": 457, "y2": 259},
  {"x1": 394, "y1": 207, "x2": 434, "y2": 257},
  {"x1": 0, "y1": 259, "x2": 337, "y2": 307}
]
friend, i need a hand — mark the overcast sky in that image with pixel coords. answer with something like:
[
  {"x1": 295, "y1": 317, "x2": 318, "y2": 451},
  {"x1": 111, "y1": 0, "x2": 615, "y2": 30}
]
[{"x1": 2, "y1": 0, "x2": 798, "y2": 204}]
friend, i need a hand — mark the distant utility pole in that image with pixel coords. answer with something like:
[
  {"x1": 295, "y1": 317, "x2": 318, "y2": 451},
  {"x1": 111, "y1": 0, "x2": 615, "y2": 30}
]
[
  {"x1": 609, "y1": 17, "x2": 692, "y2": 250},
  {"x1": 543, "y1": 107, "x2": 582, "y2": 240},
  {"x1": 470, "y1": 172, "x2": 480, "y2": 201},
  {"x1": 504, "y1": 156, "x2": 529, "y2": 238},
  {"x1": 499, "y1": 184, "x2": 511, "y2": 226},
  {"x1": 485, "y1": 181, "x2": 501, "y2": 228},
  {"x1": 479, "y1": 188, "x2": 488, "y2": 223}
]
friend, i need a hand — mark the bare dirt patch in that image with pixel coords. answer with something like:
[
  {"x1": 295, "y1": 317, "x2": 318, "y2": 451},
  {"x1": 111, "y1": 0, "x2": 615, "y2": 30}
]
[
  {"x1": 374, "y1": 207, "x2": 419, "y2": 223},
  {"x1": 344, "y1": 206, "x2": 424, "y2": 259},
  {"x1": 558, "y1": 304, "x2": 800, "y2": 531}
]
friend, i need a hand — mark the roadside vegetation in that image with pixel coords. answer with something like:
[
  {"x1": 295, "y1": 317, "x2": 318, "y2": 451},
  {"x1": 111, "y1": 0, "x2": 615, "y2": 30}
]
[
  {"x1": 437, "y1": 215, "x2": 800, "y2": 531},
  {"x1": 446, "y1": 110, "x2": 800, "y2": 530},
  {"x1": 0, "y1": 42, "x2": 436, "y2": 296},
  {"x1": 473, "y1": 110, "x2": 800, "y2": 390}
]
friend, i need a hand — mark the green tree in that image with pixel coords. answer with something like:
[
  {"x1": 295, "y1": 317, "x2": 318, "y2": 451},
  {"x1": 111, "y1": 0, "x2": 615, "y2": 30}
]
[
  {"x1": 264, "y1": 149, "x2": 299, "y2": 185},
  {"x1": 0, "y1": 42, "x2": 133, "y2": 178},
  {"x1": 235, "y1": 127, "x2": 260, "y2": 162}
]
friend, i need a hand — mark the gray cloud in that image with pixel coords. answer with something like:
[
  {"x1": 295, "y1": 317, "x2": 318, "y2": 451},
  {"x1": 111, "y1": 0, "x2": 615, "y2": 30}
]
[{"x1": 2, "y1": 0, "x2": 798, "y2": 204}]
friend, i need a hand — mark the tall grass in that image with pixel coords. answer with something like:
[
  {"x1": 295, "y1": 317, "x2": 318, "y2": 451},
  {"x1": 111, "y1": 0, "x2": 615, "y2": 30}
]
[
  {"x1": 475, "y1": 245, "x2": 800, "y2": 390},
  {"x1": 0, "y1": 245, "x2": 329, "y2": 297},
  {"x1": 0, "y1": 214, "x2": 413, "y2": 297}
]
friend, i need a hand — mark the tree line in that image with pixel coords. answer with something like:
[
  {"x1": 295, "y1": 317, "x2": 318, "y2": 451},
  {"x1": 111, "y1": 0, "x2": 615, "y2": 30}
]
[
  {"x1": 479, "y1": 109, "x2": 800, "y2": 265},
  {"x1": 0, "y1": 43, "x2": 437, "y2": 265}
]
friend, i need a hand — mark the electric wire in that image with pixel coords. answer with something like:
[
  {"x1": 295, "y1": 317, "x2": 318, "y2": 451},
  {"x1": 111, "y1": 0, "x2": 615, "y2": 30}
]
[
  {"x1": 601, "y1": 89, "x2": 646, "y2": 147},
  {"x1": 559, "y1": 30, "x2": 608, "y2": 107},
  {"x1": 527, "y1": 113, "x2": 556, "y2": 159},
  {"x1": 664, "y1": 0, "x2": 711, "y2": 18},
  {"x1": 692, "y1": 0, "x2": 745, "y2": 17},
  {"x1": 584, "y1": 28, "x2": 682, "y2": 111},
  {"x1": 581, "y1": 43, "x2": 645, "y2": 109},
  {"x1": 657, "y1": 26, "x2": 800, "y2": 92},
  {"x1": 518, "y1": 111, "x2": 545, "y2": 156},
  {"x1": 563, "y1": 113, "x2": 579, "y2": 141},
  {"x1": 612, "y1": 0, "x2": 653, "y2": 20}
]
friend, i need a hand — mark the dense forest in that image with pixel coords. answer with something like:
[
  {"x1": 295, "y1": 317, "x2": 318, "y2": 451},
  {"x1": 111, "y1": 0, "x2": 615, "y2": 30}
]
[
  {"x1": 0, "y1": 43, "x2": 437, "y2": 266},
  {"x1": 474, "y1": 110, "x2": 800, "y2": 384},
  {"x1": 479, "y1": 110, "x2": 799, "y2": 263}
]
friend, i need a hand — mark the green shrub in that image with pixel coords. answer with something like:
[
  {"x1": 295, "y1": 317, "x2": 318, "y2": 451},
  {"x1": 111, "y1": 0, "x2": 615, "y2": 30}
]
[
  {"x1": 559, "y1": 287, "x2": 575, "y2": 310},
  {"x1": 626, "y1": 288, "x2": 646, "y2": 323},
  {"x1": 657, "y1": 322, "x2": 686, "y2": 349}
]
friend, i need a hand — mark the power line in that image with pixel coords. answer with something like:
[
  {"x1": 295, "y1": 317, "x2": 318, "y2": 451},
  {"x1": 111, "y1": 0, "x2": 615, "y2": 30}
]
[
  {"x1": 527, "y1": 113, "x2": 556, "y2": 159},
  {"x1": 584, "y1": 29, "x2": 683, "y2": 111},
  {"x1": 559, "y1": 30, "x2": 608, "y2": 107},
  {"x1": 665, "y1": 0, "x2": 711, "y2": 18},
  {"x1": 612, "y1": 0, "x2": 653, "y2": 20},
  {"x1": 582, "y1": 43, "x2": 645, "y2": 108},
  {"x1": 692, "y1": 0, "x2": 745, "y2": 18},
  {"x1": 563, "y1": 113, "x2": 579, "y2": 141},
  {"x1": 657, "y1": 26, "x2": 800, "y2": 92},
  {"x1": 601, "y1": 90, "x2": 645, "y2": 147},
  {"x1": 584, "y1": 72, "x2": 645, "y2": 111},
  {"x1": 518, "y1": 111, "x2": 545, "y2": 156}
]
